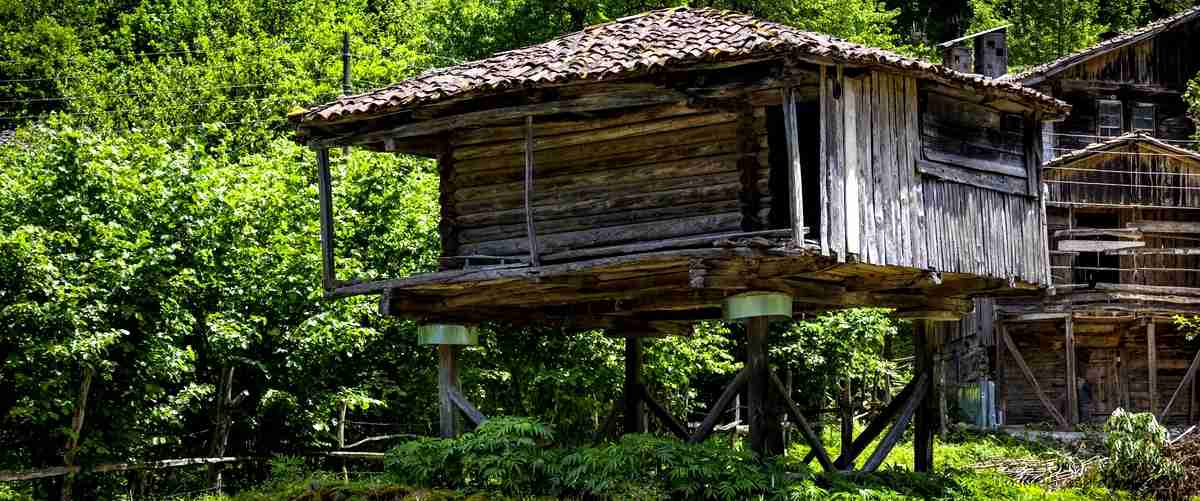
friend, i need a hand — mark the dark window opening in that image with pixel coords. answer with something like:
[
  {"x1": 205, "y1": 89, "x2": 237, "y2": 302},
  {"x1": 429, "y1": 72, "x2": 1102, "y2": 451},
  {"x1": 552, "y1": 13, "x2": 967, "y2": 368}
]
[
  {"x1": 1132, "y1": 103, "x2": 1155, "y2": 134},
  {"x1": 1072, "y1": 212, "x2": 1121, "y2": 285},
  {"x1": 766, "y1": 102, "x2": 821, "y2": 241},
  {"x1": 1097, "y1": 100, "x2": 1123, "y2": 137}
]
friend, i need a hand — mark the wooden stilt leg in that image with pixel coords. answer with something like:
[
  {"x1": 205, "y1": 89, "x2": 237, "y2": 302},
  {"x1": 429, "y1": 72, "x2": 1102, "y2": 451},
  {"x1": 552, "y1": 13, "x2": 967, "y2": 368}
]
[
  {"x1": 624, "y1": 336, "x2": 644, "y2": 435},
  {"x1": 745, "y1": 317, "x2": 784, "y2": 455},
  {"x1": 913, "y1": 320, "x2": 935, "y2": 473},
  {"x1": 438, "y1": 345, "x2": 460, "y2": 438}
]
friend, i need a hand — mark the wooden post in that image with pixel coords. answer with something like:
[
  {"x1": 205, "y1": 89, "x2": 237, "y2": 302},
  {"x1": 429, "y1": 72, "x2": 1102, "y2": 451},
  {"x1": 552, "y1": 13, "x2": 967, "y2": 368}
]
[
  {"x1": 913, "y1": 320, "x2": 935, "y2": 473},
  {"x1": 316, "y1": 148, "x2": 337, "y2": 290},
  {"x1": 623, "y1": 336, "x2": 644, "y2": 435},
  {"x1": 1065, "y1": 316, "x2": 1079, "y2": 425},
  {"x1": 746, "y1": 317, "x2": 783, "y2": 455},
  {"x1": 782, "y1": 86, "x2": 805, "y2": 240},
  {"x1": 1149, "y1": 321, "x2": 1158, "y2": 415},
  {"x1": 438, "y1": 345, "x2": 460, "y2": 437},
  {"x1": 839, "y1": 378, "x2": 853, "y2": 452}
]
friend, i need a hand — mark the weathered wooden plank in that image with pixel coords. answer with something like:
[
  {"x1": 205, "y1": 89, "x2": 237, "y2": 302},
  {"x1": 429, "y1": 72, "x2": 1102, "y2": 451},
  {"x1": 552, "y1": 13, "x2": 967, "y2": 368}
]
[
  {"x1": 316, "y1": 148, "x2": 337, "y2": 290},
  {"x1": 999, "y1": 324, "x2": 1069, "y2": 427},
  {"x1": 454, "y1": 168, "x2": 740, "y2": 214},
  {"x1": 844, "y1": 75, "x2": 862, "y2": 255},
  {"x1": 451, "y1": 103, "x2": 701, "y2": 146},
  {"x1": 453, "y1": 110, "x2": 733, "y2": 159},
  {"x1": 1127, "y1": 221, "x2": 1200, "y2": 234},
  {"x1": 923, "y1": 144, "x2": 1027, "y2": 179},
  {"x1": 819, "y1": 66, "x2": 830, "y2": 257},
  {"x1": 327, "y1": 90, "x2": 687, "y2": 147},
  {"x1": 454, "y1": 152, "x2": 740, "y2": 202},
  {"x1": 894, "y1": 73, "x2": 913, "y2": 268},
  {"x1": 1058, "y1": 240, "x2": 1146, "y2": 252},
  {"x1": 458, "y1": 199, "x2": 740, "y2": 243},
  {"x1": 914, "y1": 159, "x2": 1030, "y2": 197},
  {"x1": 454, "y1": 121, "x2": 738, "y2": 174},
  {"x1": 456, "y1": 183, "x2": 741, "y2": 228},
  {"x1": 871, "y1": 71, "x2": 891, "y2": 266},
  {"x1": 906, "y1": 76, "x2": 927, "y2": 270},
  {"x1": 458, "y1": 212, "x2": 743, "y2": 256},
  {"x1": 879, "y1": 72, "x2": 900, "y2": 266},
  {"x1": 858, "y1": 74, "x2": 878, "y2": 264},
  {"x1": 1054, "y1": 228, "x2": 1143, "y2": 239}
]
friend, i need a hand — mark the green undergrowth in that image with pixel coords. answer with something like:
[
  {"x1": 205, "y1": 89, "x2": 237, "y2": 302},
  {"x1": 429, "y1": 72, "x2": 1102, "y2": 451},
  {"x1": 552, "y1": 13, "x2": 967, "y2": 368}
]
[{"x1": 195, "y1": 418, "x2": 1131, "y2": 501}]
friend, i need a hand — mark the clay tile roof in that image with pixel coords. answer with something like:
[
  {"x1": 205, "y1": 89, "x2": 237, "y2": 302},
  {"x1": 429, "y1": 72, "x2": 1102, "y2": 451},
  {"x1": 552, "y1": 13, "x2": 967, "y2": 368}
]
[
  {"x1": 1008, "y1": 5, "x2": 1200, "y2": 85},
  {"x1": 298, "y1": 7, "x2": 1067, "y2": 125},
  {"x1": 1044, "y1": 132, "x2": 1200, "y2": 168}
]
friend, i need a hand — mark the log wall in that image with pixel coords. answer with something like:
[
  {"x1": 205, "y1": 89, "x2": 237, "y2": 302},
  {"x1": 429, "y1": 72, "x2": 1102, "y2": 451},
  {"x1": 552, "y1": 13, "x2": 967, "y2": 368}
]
[{"x1": 445, "y1": 105, "x2": 767, "y2": 260}]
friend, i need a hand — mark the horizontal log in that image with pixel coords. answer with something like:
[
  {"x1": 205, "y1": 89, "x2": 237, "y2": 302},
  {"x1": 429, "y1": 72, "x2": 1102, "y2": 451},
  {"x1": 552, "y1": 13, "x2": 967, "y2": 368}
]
[
  {"x1": 454, "y1": 153, "x2": 739, "y2": 203},
  {"x1": 454, "y1": 122, "x2": 739, "y2": 174},
  {"x1": 458, "y1": 212, "x2": 743, "y2": 256},
  {"x1": 451, "y1": 103, "x2": 700, "y2": 146},
  {"x1": 1054, "y1": 228, "x2": 1143, "y2": 239},
  {"x1": 916, "y1": 159, "x2": 1029, "y2": 196},
  {"x1": 455, "y1": 182, "x2": 742, "y2": 227},
  {"x1": 453, "y1": 111, "x2": 737, "y2": 160},
  {"x1": 922, "y1": 147, "x2": 1027, "y2": 179},
  {"x1": 1058, "y1": 240, "x2": 1145, "y2": 252},
  {"x1": 320, "y1": 90, "x2": 687, "y2": 147},
  {"x1": 454, "y1": 139, "x2": 737, "y2": 188},
  {"x1": 1127, "y1": 221, "x2": 1200, "y2": 234},
  {"x1": 1107, "y1": 247, "x2": 1200, "y2": 256},
  {"x1": 459, "y1": 200, "x2": 741, "y2": 243},
  {"x1": 454, "y1": 170, "x2": 741, "y2": 215},
  {"x1": 541, "y1": 229, "x2": 789, "y2": 262}
]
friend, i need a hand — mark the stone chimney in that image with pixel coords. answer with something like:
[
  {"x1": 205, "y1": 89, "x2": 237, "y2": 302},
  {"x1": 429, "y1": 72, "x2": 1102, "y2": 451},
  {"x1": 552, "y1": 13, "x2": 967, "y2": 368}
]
[{"x1": 942, "y1": 45, "x2": 973, "y2": 73}]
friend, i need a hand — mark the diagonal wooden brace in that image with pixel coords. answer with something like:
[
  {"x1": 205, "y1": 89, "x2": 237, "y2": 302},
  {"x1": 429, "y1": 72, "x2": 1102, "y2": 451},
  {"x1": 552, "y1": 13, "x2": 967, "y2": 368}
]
[
  {"x1": 862, "y1": 371, "x2": 929, "y2": 472},
  {"x1": 447, "y1": 388, "x2": 487, "y2": 426},
  {"x1": 690, "y1": 368, "x2": 748, "y2": 443},
  {"x1": 769, "y1": 370, "x2": 836, "y2": 473},
  {"x1": 639, "y1": 384, "x2": 691, "y2": 440},
  {"x1": 835, "y1": 373, "x2": 921, "y2": 469}
]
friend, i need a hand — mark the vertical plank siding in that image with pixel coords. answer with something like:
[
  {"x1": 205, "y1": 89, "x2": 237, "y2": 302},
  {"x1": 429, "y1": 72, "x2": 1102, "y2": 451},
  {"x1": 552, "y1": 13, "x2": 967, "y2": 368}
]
[{"x1": 823, "y1": 69, "x2": 1047, "y2": 285}]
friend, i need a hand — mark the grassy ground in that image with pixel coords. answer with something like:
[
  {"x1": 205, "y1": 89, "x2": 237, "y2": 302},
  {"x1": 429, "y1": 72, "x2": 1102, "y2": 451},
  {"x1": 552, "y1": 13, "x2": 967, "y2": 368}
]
[{"x1": 188, "y1": 427, "x2": 1131, "y2": 501}]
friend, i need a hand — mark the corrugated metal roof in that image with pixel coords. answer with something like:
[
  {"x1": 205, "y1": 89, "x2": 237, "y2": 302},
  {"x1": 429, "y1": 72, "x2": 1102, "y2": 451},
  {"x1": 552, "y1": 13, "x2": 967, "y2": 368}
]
[{"x1": 297, "y1": 7, "x2": 1068, "y2": 126}]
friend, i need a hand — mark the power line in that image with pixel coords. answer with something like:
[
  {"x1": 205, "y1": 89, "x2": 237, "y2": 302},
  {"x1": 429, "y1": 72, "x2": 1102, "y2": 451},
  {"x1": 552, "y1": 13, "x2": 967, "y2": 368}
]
[
  {"x1": 1050, "y1": 132, "x2": 1199, "y2": 144},
  {"x1": 1051, "y1": 147, "x2": 1200, "y2": 158},
  {"x1": 0, "y1": 78, "x2": 340, "y2": 105}
]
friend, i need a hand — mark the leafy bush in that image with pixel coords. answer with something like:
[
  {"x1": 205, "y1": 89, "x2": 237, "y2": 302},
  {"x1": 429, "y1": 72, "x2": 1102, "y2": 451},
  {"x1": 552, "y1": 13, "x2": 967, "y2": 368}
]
[{"x1": 1101, "y1": 408, "x2": 1182, "y2": 494}]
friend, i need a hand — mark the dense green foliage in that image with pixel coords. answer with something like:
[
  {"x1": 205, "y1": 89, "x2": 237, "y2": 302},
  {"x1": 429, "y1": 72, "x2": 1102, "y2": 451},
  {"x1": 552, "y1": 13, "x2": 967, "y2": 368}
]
[{"x1": 1, "y1": 0, "x2": 1198, "y2": 499}]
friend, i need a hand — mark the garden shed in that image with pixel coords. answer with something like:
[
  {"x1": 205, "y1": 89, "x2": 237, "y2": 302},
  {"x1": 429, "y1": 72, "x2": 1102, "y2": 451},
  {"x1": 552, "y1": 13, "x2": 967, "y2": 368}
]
[{"x1": 290, "y1": 7, "x2": 1068, "y2": 470}]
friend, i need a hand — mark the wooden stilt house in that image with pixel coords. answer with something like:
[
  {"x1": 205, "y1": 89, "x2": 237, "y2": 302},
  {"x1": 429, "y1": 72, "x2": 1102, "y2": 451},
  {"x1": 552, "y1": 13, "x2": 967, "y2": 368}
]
[
  {"x1": 290, "y1": 8, "x2": 1067, "y2": 469},
  {"x1": 943, "y1": 7, "x2": 1200, "y2": 429}
]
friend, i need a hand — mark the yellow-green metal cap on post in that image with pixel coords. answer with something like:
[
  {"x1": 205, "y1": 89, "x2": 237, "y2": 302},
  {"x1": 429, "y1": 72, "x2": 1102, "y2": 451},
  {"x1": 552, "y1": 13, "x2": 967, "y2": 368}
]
[
  {"x1": 722, "y1": 292, "x2": 793, "y2": 322},
  {"x1": 418, "y1": 324, "x2": 478, "y2": 346}
]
